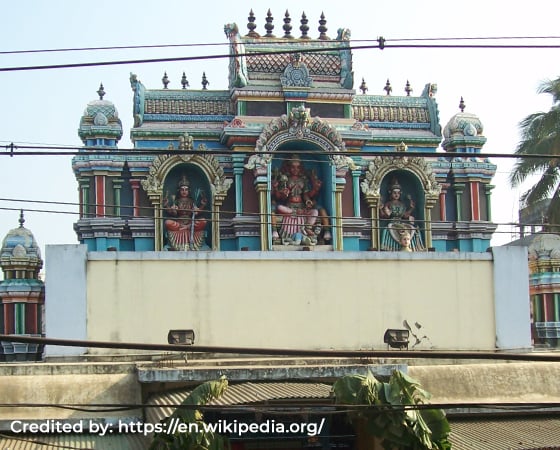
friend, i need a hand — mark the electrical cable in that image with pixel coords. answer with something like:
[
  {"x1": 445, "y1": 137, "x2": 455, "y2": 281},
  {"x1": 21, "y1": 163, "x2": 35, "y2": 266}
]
[
  {"x1": 0, "y1": 202, "x2": 551, "y2": 236},
  {"x1": 1, "y1": 334, "x2": 560, "y2": 362},
  {"x1": 3, "y1": 41, "x2": 560, "y2": 72},
  {"x1": 2, "y1": 35, "x2": 559, "y2": 56},
  {"x1": 0, "y1": 143, "x2": 554, "y2": 159}
]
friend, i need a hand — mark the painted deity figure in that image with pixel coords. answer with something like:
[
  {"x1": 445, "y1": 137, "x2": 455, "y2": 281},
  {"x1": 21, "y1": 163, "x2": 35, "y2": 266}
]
[
  {"x1": 271, "y1": 156, "x2": 331, "y2": 245},
  {"x1": 163, "y1": 175, "x2": 208, "y2": 250},
  {"x1": 399, "y1": 230, "x2": 412, "y2": 252},
  {"x1": 379, "y1": 178, "x2": 423, "y2": 251}
]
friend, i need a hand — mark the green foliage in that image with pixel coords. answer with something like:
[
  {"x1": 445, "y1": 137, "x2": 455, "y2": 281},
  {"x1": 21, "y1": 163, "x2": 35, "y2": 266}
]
[
  {"x1": 332, "y1": 370, "x2": 451, "y2": 450},
  {"x1": 510, "y1": 77, "x2": 560, "y2": 227},
  {"x1": 150, "y1": 376, "x2": 229, "y2": 450}
]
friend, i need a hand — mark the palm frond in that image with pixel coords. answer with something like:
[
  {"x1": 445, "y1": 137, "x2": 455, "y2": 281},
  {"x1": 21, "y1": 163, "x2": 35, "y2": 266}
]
[
  {"x1": 537, "y1": 77, "x2": 560, "y2": 104},
  {"x1": 521, "y1": 165, "x2": 560, "y2": 205},
  {"x1": 545, "y1": 185, "x2": 560, "y2": 228},
  {"x1": 510, "y1": 80, "x2": 560, "y2": 189}
]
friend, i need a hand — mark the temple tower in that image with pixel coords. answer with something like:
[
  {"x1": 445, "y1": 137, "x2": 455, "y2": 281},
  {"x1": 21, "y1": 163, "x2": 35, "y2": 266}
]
[{"x1": 0, "y1": 211, "x2": 44, "y2": 361}]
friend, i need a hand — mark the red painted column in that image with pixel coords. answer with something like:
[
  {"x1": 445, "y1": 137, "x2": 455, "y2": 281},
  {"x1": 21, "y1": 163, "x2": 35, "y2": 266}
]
[
  {"x1": 439, "y1": 191, "x2": 446, "y2": 221},
  {"x1": 470, "y1": 182, "x2": 480, "y2": 221},
  {"x1": 95, "y1": 175, "x2": 105, "y2": 217},
  {"x1": 130, "y1": 179, "x2": 141, "y2": 217}
]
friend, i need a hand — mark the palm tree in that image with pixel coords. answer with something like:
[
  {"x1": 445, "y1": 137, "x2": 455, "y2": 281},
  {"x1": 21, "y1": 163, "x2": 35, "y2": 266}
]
[{"x1": 510, "y1": 77, "x2": 560, "y2": 229}]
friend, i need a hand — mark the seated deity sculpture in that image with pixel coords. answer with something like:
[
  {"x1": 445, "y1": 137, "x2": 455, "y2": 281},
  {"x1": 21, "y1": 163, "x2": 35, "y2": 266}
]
[
  {"x1": 163, "y1": 175, "x2": 208, "y2": 251},
  {"x1": 271, "y1": 155, "x2": 331, "y2": 245},
  {"x1": 379, "y1": 177, "x2": 423, "y2": 251}
]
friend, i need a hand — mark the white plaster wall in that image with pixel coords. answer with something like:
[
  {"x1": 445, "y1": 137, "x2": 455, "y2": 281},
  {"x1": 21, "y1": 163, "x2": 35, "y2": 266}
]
[
  {"x1": 44, "y1": 244, "x2": 88, "y2": 356},
  {"x1": 0, "y1": 371, "x2": 141, "y2": 422},
  {"x1": 492, "y1": 245, "x2": 531, "y2": 349},
  {"x1": 82, "y1": 252, "x2": 502, "y2": 352}
]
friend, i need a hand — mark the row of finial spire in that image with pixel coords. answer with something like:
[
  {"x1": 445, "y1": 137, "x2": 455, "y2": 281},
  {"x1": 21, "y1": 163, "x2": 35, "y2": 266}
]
[
  {"x1": 359, "y1": 78, "x2": 415, "y2": 96},
  {"x1": 246, "y1": 9, "x2": 330, "y2": 40},
  {"x1": 161, "y1": 72, "x2": 209, "y2": 90},
  {"x1": 359, "y1": 78, "x2": 466, "y2": 111}
]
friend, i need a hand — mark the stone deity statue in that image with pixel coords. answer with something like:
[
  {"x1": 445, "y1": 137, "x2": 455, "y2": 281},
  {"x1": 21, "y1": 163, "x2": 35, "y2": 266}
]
[
  {"x1": 379, "y1": 177, "x2": 423, "y2": 251},
  {"x1": 163, "y1": 175, "x2": 208, "y2": 250},
  {"x1": 271, "y1": 155, "x2": 331, "y2": 245}
]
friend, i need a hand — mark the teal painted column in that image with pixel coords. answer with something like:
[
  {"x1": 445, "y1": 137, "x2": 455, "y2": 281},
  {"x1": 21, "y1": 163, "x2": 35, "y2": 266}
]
[
  {"x1": 454, "y1": 183, "x2": 465, "y2": 223},
  {"x1": 79, "y1": 178, "x2": 90, "y2": 218},
  {"x1": 113, "y1": 178, "x2": 123, "y2": 217},
  {"x1": 232, "y1": 154, "x2": 246, "y2": 214},
  {"x1": 351, "y1": 168, "x2": 361, "y2": 217}
]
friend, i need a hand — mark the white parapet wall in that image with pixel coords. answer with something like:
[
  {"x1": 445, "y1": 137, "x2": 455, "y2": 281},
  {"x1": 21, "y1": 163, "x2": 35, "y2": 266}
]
[{"x1": 44, "y1": 247, "x2": 531, "y2": 355}]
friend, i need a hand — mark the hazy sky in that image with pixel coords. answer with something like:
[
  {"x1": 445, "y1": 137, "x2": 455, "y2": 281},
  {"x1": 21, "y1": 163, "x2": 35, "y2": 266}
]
[{"x1": 1, "y1": 0, "x2": 559, "y2": 261}]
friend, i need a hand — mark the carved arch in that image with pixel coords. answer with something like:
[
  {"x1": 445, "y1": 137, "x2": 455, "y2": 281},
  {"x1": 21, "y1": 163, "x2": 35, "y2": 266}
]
[
  {"x1": 142, "y1": 149, "x2": 233, "y2": 251},
  {"x1": 246, "y1": 112, "x2": 354, "y2": 251},
  {"x1": 255, "y1": 113, "x2": 347, "y2": 158},
  {"x1": 360, "y1": 154, "x2": 441, "y2": 249}
]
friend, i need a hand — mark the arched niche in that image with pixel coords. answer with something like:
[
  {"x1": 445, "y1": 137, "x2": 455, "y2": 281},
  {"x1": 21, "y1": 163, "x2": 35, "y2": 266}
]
[
  {"x1": 360, "y1": 154, "x2": 441, "y2": 250},
  {"x1": 142, "y1": 150, "x2": 232, "y2": 251},
  {"x1": 245, "y1": 109, "x2": 356, "y2": 250}
]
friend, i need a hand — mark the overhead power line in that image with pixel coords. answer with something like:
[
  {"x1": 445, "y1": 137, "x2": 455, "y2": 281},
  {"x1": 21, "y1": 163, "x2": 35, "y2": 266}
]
[
  {"x1": 0, "y1": 143, "x2": 554, "y2": 159},
  {"x1": 1, "y1": 35, "x2": 559, "y2": 56},
  {"x1": 2, "y1": 41, "x2": 560, "y2": 72},
  {"x1": 1, "y1": 334, "x2": 560, "y2": 362}
]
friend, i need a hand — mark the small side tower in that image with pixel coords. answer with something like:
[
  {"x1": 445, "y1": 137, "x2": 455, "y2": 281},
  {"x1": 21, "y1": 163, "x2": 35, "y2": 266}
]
[{"x1": 0, "y1": 211, "x2": 45, "y2": 361}]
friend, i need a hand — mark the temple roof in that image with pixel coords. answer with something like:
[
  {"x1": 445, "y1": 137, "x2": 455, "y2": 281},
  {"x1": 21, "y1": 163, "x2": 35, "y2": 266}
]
[
  {"x1": 442, "y1": 98, "x2": 486, "y2": 151},
  {"x1": 0, "y1": 211, "x2": 43, "y2": 275},
  {"x1": 78, "y1": 84, "x2": 123, "y2": 142},
  {"x1": 225, "y1": 11, "x2": 353, "y2": 90}
]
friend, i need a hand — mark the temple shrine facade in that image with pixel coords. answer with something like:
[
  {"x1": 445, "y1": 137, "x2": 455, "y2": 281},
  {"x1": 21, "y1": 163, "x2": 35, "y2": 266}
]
[{"x1": 73, "y1": 10, "x2": 497, "y2": 254}]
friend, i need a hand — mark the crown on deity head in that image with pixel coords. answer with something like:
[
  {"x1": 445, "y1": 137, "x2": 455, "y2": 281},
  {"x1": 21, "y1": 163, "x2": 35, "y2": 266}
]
[
  {"x1": 177, "y1": 175, "x2": 190, "y2": 188},
  {"x1": 399, "y1": 229, "x2": 411, "y2": 239},
  {"x1": 388, "y1": 177, "x2": 401, "y2": 192}
]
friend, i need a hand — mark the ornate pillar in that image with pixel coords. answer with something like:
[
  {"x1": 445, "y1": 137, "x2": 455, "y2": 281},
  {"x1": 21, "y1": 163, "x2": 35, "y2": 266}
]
[
  {"x1": 334, "y1": 183, "x2": 344, "y2": 251},
  {"x1": 256, "y1": 183, "x2": 269, "y2": 250},
  {"x1": 145, "y1": 190, "x2": 162, "y2": 251},
  {"x1": 363, "y1": 195, "x2": 380, "y2": 250},
  {"x1": 424, "y1": 197, "x2": 438, "y2": 249}
]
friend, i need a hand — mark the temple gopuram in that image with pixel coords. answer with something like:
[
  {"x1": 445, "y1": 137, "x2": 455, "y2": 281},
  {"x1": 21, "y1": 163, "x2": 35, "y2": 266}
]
[{"x1": 73, "y1": 10, "x2": 496, "y2": 253}]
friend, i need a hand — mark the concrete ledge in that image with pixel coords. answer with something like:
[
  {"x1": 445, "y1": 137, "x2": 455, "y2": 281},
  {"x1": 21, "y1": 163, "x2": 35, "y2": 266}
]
[
  {"x1": 87, "y1": 250, "x2": 493, "y2": 262},
  {"x1": 409, "y1": 362, "x2": 560, "y2": 404}
]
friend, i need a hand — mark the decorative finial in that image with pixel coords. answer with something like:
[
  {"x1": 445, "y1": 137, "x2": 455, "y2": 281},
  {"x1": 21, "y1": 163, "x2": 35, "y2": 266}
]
[
  {"x1": 405, "y1": 80, "x2": 413, "y2": 96},
  {"x1": 359, "y1": 78, "x2": 368, "y2": 94},
  {"x1": 202, "y1": 72, "x2": 209, "y2": 90},
  {"x1": 264, "y1": 9, "x2": 275, "y2": 37},
  {"x1": 97, "y1": 83, "x2": 105, "y2": 100},
  {"x1": 181, "y1": 72, "x2": 189, "y2": 89},
  {"x1": 283, "y1": 10, "x2": 293, "y2": 38},
  {"x1": 384, "y1": 79, "x2": 392, "y2": 96},
  {"x1": 459, "y1": 96, "x2": 465, "y2": 112},
  {"x1": 299, "y1": 12, "x2": 309, "y2": 39},
  {"x1": 318, "y1": 12, "x2": 328, "y2": 40},
  {"x1": 247, "y1": 9, "x2": 258, "y2": 37},
  {"x1": 18, "y1": 209, "x2": 25, "y2": 228},
  {"x1": 162, "y1": 72, "x2": 169, "y2": 89}
]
